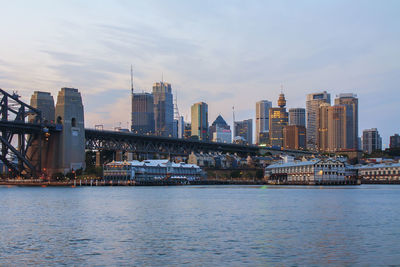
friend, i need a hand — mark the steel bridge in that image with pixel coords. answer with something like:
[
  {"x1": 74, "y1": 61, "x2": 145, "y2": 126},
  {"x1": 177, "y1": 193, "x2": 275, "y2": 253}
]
[{"x1": 85, "y1": 128, "x2": 259, "y2": 156}]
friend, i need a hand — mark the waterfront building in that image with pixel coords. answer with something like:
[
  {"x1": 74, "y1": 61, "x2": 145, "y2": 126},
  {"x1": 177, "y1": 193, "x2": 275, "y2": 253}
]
[
  {"x1": 131, "y1": 92, "x2": 155, "y2": 135},
  {"x1": 255, "y1": 100, "x2": 272, "y2": 144},
  {"x1": 234, "y1": 119, "x2": 253, "y2": 144},
  {"x1": 153, "y1": 81, "x2": 174, "y2": 137},
  {"x1": 334, "y1": 94, "x2": 358, "y2": 150},
  {"x1": 289, "y1": 108, "x2": 305, "y2": 127},
  {"x1": 306, "y1": 91, "x2": 331, "y2": 150},
  {"x1": 103, "y1": 160, "x2": 203, "y2": 182},
  {"x1": 362, "y1": 128, "x2": 382, "y2": 154},
  {"x1": 390, "y1": 134, "x2": 400, "y2": 149},
  {"x1": 191, "y1": 102, "x2": 209, "y2": 141},
  {"x1": 358, "y1": 162, "x2": 400, "y2": 182},
  {"x1": 269, "y1": 93, "x2": 288, "y2": 148},
  {"x1": 265, "y1": 158, "x2": 354, "y2": 184},
  {"x1": 283, "y1": 125, "x2": 306, "y2": 150}
]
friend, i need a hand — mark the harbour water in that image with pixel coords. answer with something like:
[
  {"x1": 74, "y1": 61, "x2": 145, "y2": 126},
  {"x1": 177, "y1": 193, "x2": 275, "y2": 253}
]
[{"x1": 1, "y1": 185, "x2": 399, "y2": 266}]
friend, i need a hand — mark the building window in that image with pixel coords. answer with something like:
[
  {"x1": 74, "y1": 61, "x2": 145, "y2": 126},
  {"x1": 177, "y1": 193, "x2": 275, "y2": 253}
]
[{"x1": 71, "y1": 118, "x2": 77, "y2": 127}]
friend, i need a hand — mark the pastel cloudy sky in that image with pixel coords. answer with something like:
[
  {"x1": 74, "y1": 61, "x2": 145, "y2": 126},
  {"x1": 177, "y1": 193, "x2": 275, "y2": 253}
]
[{"x1": 0, "y1": 0, "x2": 399, "y2": 146}]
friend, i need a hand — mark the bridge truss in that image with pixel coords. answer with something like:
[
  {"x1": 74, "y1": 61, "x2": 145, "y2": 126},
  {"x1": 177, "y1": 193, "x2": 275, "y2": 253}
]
[
  {"x1": 0, "y1": 88, "x2": 43, "y2": 178},
  {"x1": 85, "y1": 129, "x2": 259, "y2": 157}
]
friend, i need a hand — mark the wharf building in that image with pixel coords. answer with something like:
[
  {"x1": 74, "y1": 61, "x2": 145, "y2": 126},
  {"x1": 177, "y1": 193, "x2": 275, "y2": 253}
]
[
  {"x1": 103, "y1": 160, "x2": 203, "y2": 182},
  {"x1": 390, "y1": 134, "x2": 400, "y2": 149},
  {"x1": 153, "y1": 81, "x2": 174, "y2": 137},
  {"x1": 358, "y1": 162, "x2": 400, "y2": 182},
  {"x1": 131, "y1": 92, "x2": 155, "y2": 135},
  {"x1": 362, "y1": 128, "x2": 382, "y2": 154},
  {"x1": 306, "y1": 91, "x2": 331, "y2": 150},
  {"x1": 209, "y1": 115, "x2": 231, "y2": 143},
  {"x1": 283, "y1": 125, "x2": 306, "y2": 150},
  {"x1": 191, "y1": 102, "x2": 209, "y2": 141},
  {"x1": 255, "y1": 100, "x2": 272, "y2": 145},
  {"x1": 234, "y1": 119, "x2": 253, "y2": 145},
  {"x1": 265, "y1": 158, "x2": 356, "y2": 185},
  {"x1": 269, "y1": 93, "x2": 288, "y2": 148},
  {"x1": 289, "y1": 108, "x2": 305, "y2": 127},
  {"x1": 334, "y1": 93, "x2": 358, "y2": 150}
]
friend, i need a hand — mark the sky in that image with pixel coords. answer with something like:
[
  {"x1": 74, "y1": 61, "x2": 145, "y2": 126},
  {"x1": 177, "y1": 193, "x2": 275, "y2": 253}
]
[{"x1": 0, "y1": 0, "x2": 399, "y2": 147}]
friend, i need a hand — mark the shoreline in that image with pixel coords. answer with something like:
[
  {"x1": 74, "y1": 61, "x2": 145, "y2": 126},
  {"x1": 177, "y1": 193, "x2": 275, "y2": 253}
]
[{"x1": 2, "y1": 179, "x2": 399, "y2": 186}]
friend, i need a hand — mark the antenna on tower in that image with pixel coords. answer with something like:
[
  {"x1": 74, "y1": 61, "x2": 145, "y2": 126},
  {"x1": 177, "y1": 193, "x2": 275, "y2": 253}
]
[
  {"x1": 280, "y1": 84, "x2": 283, "y2": 93},
  {"x1": 161, "y1": 72, "x2": 164, "y2": 83},
  {"x1": 130, "y1": 64, "x2": 134, "y2": 94}
]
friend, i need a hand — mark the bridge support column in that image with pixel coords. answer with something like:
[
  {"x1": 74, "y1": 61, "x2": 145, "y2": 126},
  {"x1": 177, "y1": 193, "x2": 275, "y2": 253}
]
[{"x1": 51, "y1": 88, "x2": 85, "y2": 174}]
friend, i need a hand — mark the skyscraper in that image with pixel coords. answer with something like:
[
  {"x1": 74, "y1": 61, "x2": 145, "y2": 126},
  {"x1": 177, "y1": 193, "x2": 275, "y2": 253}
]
[
  {"x1": 362, "y1": 128, "x2": 382, "y2": 154},
  {"x1": 390, "y1": 134, "x2": 400, "y2": 149},
  {"x1": 289, "y1": 108, "x2": 306, "y2": 127},
  {"x1": 327, "y1": 105, "x2": 347, "y2": 151},
  {"x1": 191, "y1": 102, "x2": 209, "y2": 141},
  {"x1": 255, "y1": 100, "x2": 272, "y2": 144},
  {"x1": 209, "y1": 115, "x2": 231, "y2": 143},
  {"x1": 317, "y1": 103, "x2": 330, "y2": 151},
  {"x1": 335, "y1": 93, "x2": 358, "y2": 150},
  {"x1": 234, "y1": 119, "x2": 253, "y2": 144},
  {"x1": 269, "y1": 93, "x2": 288, "y2": 148},
  {"x1": 153, "y1": 81, "x2": 174, "y2": 137},
  {"x1": 131, "y1": 93, "x2": 155, "y2": 135},
  {"x1": 283, "y1": 125, "x2": 306, "y2": 150},
  {"x1": 306, "y1": 91, "x2": 331, "y2": 150}
]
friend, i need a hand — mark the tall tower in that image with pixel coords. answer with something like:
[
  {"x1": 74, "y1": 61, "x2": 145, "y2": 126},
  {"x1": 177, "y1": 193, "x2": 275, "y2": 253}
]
[
  {"x1": 153, "y1": 81, "x2": 173, "y2": 137},
  {"x1": 306, "y1": 91, "x2": 331, "y2": 150},
  {"x1": 234, "y1": 119, "x2": 253, "y2": 144},
  {"x1": 335, "y1": 93, "x2": 358, "y2": 150},
  {"x1": 191, "y1": 102, "x2": 209, "y2": 141},
  {"x1": 255, "y1": 100, "x2": 272, "y2": 144},
  {"x1": 269, "y1": 93, "x2": 288, "y2": 148},
  {"x1": 362, "y1": 128, "x2": 382, "y2": 154},
  {"x1": 53, "y1": 88, "x2": 85, "y2": 173}
]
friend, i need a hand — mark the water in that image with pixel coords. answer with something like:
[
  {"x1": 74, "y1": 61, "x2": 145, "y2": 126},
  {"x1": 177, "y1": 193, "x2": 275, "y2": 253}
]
[{"x1": 0, "y1": 185, "x2": 399, "y2": 266}]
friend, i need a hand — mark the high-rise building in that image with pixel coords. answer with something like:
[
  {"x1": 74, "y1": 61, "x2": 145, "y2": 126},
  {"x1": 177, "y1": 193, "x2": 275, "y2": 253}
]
[
  {"x1": 327, "y1": 105, "x2": 347, "y2": 151},
  {"x1": 334, "y1": 94, "x2": 358, "y2": 150},
  {"x1": 191, "y1": 102, "x2": 209, "y2": 141},
  {"x1": 306, "y1": 91, "x2": 331, "y2": 150},
  {"x1": 390, "y1": 134, "x2": 400, "y2": 149},
  {"x1": 184, "y1": 122, "x2": 191, "y2": 139},
  {"x1": 317, "y1": 103, "x2": 330, "y2": 151},
  {"x1": 131, "y1": 93, "x2": 155, "y2": 135},
  {"x1": 269, "y1": 93, "x2": 288, "y2": 148},
  {"x1": 255, "y1": 100, "x2": 272, "y2": 144},
  {"x1": 362, "y1": 128, "x2": 382, "y2": 154},
  {"x1": 289, "y1": 108, "x2": 305, "y2": 127},
  {"x1": 153, "y1": 81, "x2": 174, "y2": 137},
  {"x1": 283, "y1": 125, "x2": 306, "y2": 150},
  {"x1": 234, "y1": 119, "x2": 253, "y2": 144},
  {"x1": 177, "y1": 116, "x2": 184, "y2": 139},
  {"x1": 213, "y1": 125, "x2": 232, "y2": 143},
  {"x1": 209, "y1": 115, "x2": 231, "y2": 142}
]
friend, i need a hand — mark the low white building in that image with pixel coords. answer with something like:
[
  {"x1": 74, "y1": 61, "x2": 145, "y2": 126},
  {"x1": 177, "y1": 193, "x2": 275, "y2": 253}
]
[
  {"x1": 358, "y1": 162, "x2": 400, "y2": 181},
  {"x1": 265, "y1": 158, "x2": 356, "y2": 184}
]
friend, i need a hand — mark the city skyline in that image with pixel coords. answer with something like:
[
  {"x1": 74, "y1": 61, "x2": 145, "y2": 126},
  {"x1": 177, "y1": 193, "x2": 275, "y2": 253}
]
[{"x1": 0, "y1": 1, "x2": 399, "y2": 146}]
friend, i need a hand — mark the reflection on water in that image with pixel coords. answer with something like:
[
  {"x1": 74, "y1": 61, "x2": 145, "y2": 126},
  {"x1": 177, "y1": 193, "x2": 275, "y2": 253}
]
[{"x1": 0, "y1": 185, "x2": 400, "y2": 265}]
